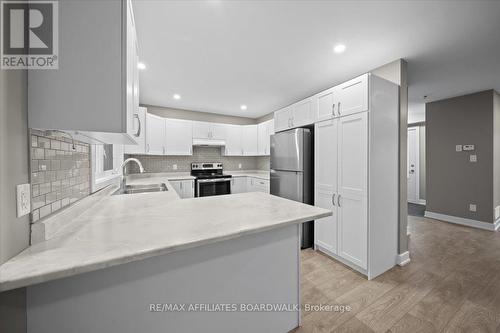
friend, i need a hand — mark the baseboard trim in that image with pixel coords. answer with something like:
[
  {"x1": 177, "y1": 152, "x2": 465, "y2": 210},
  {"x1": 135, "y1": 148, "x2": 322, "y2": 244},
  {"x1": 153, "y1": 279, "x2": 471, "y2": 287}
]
[
  {"x1": 396, "y1": 251, "x2": 410, "y2": 266},
  {"x1": 425, "y1": 211, "x2": 499, "y2": 231}
]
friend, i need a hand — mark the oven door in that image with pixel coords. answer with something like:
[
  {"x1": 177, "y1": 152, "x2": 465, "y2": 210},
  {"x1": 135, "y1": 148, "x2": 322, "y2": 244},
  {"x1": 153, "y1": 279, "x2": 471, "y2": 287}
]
[{"x1": 196, "y1": 178, "x2": 231, "y2": 197}]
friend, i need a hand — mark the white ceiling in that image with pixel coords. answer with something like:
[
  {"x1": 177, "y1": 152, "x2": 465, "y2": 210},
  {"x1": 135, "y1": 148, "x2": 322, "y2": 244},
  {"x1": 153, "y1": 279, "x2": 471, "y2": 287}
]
[{"x1": 133, "y1": 0, "x2": 500, "y2": 118}]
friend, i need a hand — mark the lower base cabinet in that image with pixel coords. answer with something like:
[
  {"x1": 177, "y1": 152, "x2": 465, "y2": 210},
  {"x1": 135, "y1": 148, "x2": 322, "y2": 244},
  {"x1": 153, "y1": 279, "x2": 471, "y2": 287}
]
[
  {"x1": 231, "y1": 176, "x2": 269, "y2": 194},
  {"x1": 230, "y1": 177, "x2": 247, "y2": 194},
  {"x1": 169, "y1": 179, "x2": 194, "y2": 198}
]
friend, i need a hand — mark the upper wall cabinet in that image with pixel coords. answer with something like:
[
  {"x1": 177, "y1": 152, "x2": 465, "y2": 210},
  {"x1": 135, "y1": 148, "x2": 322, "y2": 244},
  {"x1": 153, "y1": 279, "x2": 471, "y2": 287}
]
[
  {"x1": 257, "y1": 119, "x2": 274, "y2": 156},
  {"x1": 28, "y1": 0, "x2": 139, "y2": 145},
  {"x1": 316, "y1": 87, "x2": 339, "y2": 121},
  {"x1": 165, "y1": 119, "x2": 193, "y2": 155},
  {"x1": 224, "y1": 124, "x2": 242, "y2": 156},
  {"x1": 274, "y1": 98, "x2": 316, "y2": 132},
  {"x1": 146, "y1": 113, "x2": 166, "y2": 155},
  {"x1": 336, "y1": 74, "x2": 369, "y2": 117},
  {"x1": 242, "y1": 125, "x2": 259, "y2": 156},
  {"x1": 193, "y1": 121, "x2": 227, "y2": 142},
  {"x1": 124, "y1": 107, "x2": 147, "y2": 154}
]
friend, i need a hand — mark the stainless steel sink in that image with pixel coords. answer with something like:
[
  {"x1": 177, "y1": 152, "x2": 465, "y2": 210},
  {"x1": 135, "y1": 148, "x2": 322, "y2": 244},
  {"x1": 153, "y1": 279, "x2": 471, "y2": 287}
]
[{"x1": 113, "y1": 183, "x2": 168, "y2": 195}]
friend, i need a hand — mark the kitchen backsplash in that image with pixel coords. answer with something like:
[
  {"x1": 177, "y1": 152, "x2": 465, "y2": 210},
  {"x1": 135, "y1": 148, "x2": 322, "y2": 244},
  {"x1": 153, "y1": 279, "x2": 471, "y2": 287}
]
[
  {"x1": 30, "y1": 129, "x2": 90, "y2": 222},
  {"x1": 126, "y1": 146, "x2": 270, "y2": 173}
]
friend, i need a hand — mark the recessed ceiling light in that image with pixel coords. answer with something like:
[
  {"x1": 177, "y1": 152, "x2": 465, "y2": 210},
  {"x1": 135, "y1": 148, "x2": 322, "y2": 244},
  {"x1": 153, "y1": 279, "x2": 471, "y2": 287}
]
[
  {"x1": 333, "y1": 44, "x2": 346, "y2": 54},
  {"x1": 137, "y1": 62, "x2": 146, "y2": 70},
  {"x1": 173, "y1": 94, "x2": 181, "y2": 100},
  {"x1": 240, "y1": 105, "x2": 247, "y2": 110}
]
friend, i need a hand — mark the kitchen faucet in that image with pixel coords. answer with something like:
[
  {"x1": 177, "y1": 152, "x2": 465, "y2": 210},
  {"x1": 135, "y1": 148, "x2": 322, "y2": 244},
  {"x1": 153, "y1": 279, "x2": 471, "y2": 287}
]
[{"x1": 121, "y1": 158, "x2": 145, "y2": 189}]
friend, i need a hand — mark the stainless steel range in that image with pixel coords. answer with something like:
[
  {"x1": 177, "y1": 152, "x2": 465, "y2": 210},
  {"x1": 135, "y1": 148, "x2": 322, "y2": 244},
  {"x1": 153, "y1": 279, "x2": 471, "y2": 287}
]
[{"x1": 191, "y1": 162, "x2": 232, "y2": 197}]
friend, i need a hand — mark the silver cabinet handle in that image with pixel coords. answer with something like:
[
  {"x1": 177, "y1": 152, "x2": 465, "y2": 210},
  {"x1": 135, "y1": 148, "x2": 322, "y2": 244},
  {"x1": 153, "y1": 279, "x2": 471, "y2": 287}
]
[
  {"x1": 291, "y1": 117, "x2": 294, "y2": 127},
  {"x1": 147, "y1": 143, "x2": 150, "y2": 152},
  {"x1": 180, "y1": 181, "x2": 183, "y2": 189},
  {"x1": 133, "y1": 114, "x2": 141, "y2": 137},
  {"x1": 332, "y1": 193, "x2": 336, "y2": 206},
  {"x1": 332, "y1": 103, "x2": 335, "y2": 116},
  {"x1": 338, "y1": 102, "x2": 341, "y2": 115},
  {"x1": 337, "y1": 194, "x2": 341, "y2": 207}
]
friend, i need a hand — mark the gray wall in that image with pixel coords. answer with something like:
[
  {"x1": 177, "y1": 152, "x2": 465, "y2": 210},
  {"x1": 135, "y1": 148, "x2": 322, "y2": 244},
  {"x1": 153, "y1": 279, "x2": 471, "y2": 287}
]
[
  {"x1": 426, "y1": 90, "x2": 494, "y2": 223},
  {"x1": 372, "y1": 59, "x2": 408, "y2": 255},
  {"x1": 494, "y1": 91, "x2": 500, "y2": 219},
  {"x1": 0, "y1": 70, "x2": 29, "y2": 331},
  {"x1": 144, "y1": 105, "x2": 257, "y2": 125}
]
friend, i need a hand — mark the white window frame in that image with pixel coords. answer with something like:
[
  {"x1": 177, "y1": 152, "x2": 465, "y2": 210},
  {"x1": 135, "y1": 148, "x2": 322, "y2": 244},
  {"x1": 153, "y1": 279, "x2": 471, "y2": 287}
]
[{"x1": 90, "y1": 144, "x2": 124, "y2": 193}]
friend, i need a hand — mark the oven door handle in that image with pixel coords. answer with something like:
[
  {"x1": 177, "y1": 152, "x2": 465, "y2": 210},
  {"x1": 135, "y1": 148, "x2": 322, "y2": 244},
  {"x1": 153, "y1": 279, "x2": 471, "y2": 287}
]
[{"x1": 197, "y1": 178, "x2": 231, "y2": 183}]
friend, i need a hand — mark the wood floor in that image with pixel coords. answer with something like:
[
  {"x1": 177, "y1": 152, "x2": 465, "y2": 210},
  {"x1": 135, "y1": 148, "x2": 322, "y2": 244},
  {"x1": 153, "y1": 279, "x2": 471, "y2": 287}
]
[{"x1": 293, "y1": 215, "x2": 500, "y2": 333}]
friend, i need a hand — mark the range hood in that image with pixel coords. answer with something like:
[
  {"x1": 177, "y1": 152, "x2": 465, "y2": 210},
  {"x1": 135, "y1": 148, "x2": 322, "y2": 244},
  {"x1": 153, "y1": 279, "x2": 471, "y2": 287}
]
[{"x1": 192, "y1": 138, "x2": 226, "y2": 147}]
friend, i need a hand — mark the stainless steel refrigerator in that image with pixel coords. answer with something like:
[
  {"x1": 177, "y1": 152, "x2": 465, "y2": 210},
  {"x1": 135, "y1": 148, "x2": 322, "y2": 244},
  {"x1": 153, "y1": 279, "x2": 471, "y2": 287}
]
[{"x1": 270, "y1": 128, "x2": 313, "y2": 248}]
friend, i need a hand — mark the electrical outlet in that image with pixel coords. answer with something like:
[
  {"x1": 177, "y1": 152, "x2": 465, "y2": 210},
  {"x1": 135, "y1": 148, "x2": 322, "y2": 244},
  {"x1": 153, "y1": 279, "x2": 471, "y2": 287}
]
[
  {"x1": 172, "y1": 164, "x2": 178, "y2": 170},
  {"x1": 469, "y1": 154, "x2": 477, "y2": 162},
  {"x1": 456, "y1": 145, "x2": 462, "y2": 152},
  {"x1": 238, "y1": 163, "x2": 242, "y2": 169},
  {"x1": 16, "y1": 184, "x2": 31, "y2": 217},
  {"x1": 469, "y1": 204, "x2": 477, "y2": 212}
]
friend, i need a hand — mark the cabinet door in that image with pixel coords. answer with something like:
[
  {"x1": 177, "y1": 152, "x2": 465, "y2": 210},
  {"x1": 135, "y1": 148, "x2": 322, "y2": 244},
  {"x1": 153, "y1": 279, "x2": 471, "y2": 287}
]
[
  {"x1": 224, "y1": 124, "x2": 242, "y2": 156},
  {"x1": 242, "y1": 125, "x2": 258, "y2": 156},
  {"x1": 292, "y1": 97, "x2": 315, "y2": 127},
  {"x1": 246, "y1": 177, "x2": 255, "y2": 191},
  {"x1": 210, "y1": 123, "x2": 226, "y2": 140},
  {"x1": 182, "y1": 180, "x2": 195, "y2": 198},
  {"x1": 169, "y1": 180, "x2": 183, "y2": 197},
  {"x1": 257, "y1": 122, "x2": 267, "y2": 155},
  {"x1": 145, "y1": 113, "x2": 165, "y2": 155},
  {"x1": 337, "y1": 74, "x2": 368, "y2": 117},
  {"x1": 314, "y1": 119, "x2": 338, "y2": 253},
  {"x1": 124, "y1": 106, "x2": 146, "y2": 154},
  {"x1": 316, "y1": 87, "x2": 338, "y2": 121},
  {"x1": 230, "y1": 177, "x2": 246, "y2": 194},
  {"x1": 337, "y1": 112, "x2": 368, "y2": 269},
  {"x1": 274, "y1": 107, "x2": 292, "y2": 132},
  {"x1": 253, "y1": 178, "x2": 270, "y2": 193},
  {"x1": 192, "y1": 121, "x2": 211, "y2": 139},
  {"x1": 165, "y1": 119, "x2": 193, "y2": 155}
]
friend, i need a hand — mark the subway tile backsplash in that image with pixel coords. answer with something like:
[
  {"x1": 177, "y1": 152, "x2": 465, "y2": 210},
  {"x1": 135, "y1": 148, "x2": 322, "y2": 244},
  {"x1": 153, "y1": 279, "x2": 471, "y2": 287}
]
[
  {"x1": 126, "y1": 147, "x2": 270, "y2": 173},
  {"x1": 29, "y1": 129, "x2": 90, "y2": 222}
]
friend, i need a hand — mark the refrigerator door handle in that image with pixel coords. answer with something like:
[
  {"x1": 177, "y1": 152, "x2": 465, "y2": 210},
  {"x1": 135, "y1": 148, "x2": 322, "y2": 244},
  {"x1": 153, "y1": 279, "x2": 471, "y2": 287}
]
[
  {"x1": 337, "y1": 194, "x2": 341, "y2": 207},
  {"x1": 332, "y1": 193, "x2": 336, "y2": 206}
]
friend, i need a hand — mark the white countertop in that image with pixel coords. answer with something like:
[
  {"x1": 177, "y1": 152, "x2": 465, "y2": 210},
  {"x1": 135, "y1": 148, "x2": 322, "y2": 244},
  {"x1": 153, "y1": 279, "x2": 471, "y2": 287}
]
[
  {"x1": 0, "y1": 177, "x2": 330, "y2": 292},
  {"x1": 226, "y1": 170, "x2": 270, "y2": 180}
]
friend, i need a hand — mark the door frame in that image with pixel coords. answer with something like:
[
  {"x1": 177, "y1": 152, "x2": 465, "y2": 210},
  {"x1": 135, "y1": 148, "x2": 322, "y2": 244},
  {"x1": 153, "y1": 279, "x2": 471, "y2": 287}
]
[{"x1": 407, "y1": 126, "x2": 421, "y2": 204}]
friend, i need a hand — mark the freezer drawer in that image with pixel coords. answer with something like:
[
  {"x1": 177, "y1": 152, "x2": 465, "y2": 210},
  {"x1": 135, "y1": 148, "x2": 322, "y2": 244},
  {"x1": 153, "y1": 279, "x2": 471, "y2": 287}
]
[{"x1": 270, "y1": 170, "x2": 304, "y2": 202}]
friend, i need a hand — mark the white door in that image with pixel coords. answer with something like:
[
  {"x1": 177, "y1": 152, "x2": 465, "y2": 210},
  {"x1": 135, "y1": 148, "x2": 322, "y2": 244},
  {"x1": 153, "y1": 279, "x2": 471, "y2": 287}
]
[
  {"x1": 192, "y1": 121, "x2": 211, "y2": 139},
  {"x1": 316, "y1": 87, "x2": 338, "y2": 122},
  {"x1": 337, "y1": 112, "x2": 368, "y2": 269},
  {"x1": 274, "y1": 107, "x2": 292, "y2": 132},
  {"x1": 407, "y1": 127, "x2": 419, "y2": 203},
  {"x1": 145, "y1": 113, "x2": 165, "y2": 155},
  {"x1": 124, "y1": 106, "x2": 146, "y2": 154},
  {"x1": 210, "y1": 123, "x2": 226, "y2": 140},
  {"x1": 242, "y1": 125, "x2": 258, "y2": 156},
  {"x1": 230, "y1": 177, "x2": 247, "y2": 194},
  {"x1": 314, "y1": 119, "x2": 338, "y2": 254},
  {"x1": 224, "y1": 124, "x2": 242, "y2": 156},
  {"x1": 165, "y1": 119, "x2": 193, "y2": 155},
  {"x1": 337, "y1": 74, "x2": 369, "y2": 117},
  {"x1": 292, "y1": 97, "x2": 315, "y2": 127}
]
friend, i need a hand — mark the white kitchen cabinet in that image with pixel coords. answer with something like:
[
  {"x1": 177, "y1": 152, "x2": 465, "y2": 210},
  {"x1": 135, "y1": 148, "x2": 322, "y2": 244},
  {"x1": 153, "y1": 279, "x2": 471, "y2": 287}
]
[
  {"x1": 246, "y1": 177, "x2": 270, "y2": 193},
  {"x1": 242, "y1": 125, "x2": 259, "y2": 156},
  {"x1": 292, "y1": 97, "x2": 316, "y2": 127},
  {"x1": 146, "y1": 114, "x2": 166, "y2": 155},
  {"x1": 314, "y1": 74, "x2": 399, "y2": 280},
  {"x1": 192, "y1": 122, "x2": 226, "y2": 141},
  {"x1": 28, "y1": 0, "x2": 139, "y2": 145},
  {"x1": 223, "y1": 125, "x2": 242, "y2": 156},
  {"x1": 314, "y1": 119, "x2": 338, "y2": 254},
  {"x1": 124, "y1": 107, "x2": 147, "y2": 154},
  {"x1": 165, "y1": 119, "x2": 193, "y2": 155},
  {"x1": 257, "y1": 119, "x2": 274, "y2": 156},
  {"x1": 274, "y1": 107, "x2": 293, "y2": 132},
  {"x1": 316, "y1": 86, "x2": 340, "y2": 122},
  {"x1": 336, "y1": 74, "x2": 369, "y2": 117},
  {"x1": 170, "y1": 179, "x2": 195, "y2": 198},
  {"x1": 230, "y1": 177, "x2": 247, "y2": 194}
]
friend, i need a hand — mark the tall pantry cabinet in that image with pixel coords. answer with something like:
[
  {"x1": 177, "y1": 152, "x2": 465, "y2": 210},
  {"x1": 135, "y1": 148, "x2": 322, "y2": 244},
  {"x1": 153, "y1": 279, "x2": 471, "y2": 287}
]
[{"x1": 314, "y1": 74, "x2": 399, "y2": 279}]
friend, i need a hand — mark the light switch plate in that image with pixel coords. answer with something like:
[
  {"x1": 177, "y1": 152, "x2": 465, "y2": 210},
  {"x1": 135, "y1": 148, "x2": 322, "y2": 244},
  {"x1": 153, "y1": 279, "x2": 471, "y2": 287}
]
[
  {"x1": 172, "y1": 164, "x2": 178, "y2": 170},
  {"x1": 463, "y1": 144, "x2": 475, "y2": 151},
  {"x1": 456, "y1": 145, "x2": 462, "y2": 152},
  {"x1": 238, "y1": 163, "x2": 242, "y2": 169},
  {"x1": 16, "y1": 183, "x2": 31, "y2": 217},
  {"x1": 469, "y1": 204, "x2": 477, "y2": 212},
  {"x1": 470, "y1": 154, "x2": 477, "y2": 162}
]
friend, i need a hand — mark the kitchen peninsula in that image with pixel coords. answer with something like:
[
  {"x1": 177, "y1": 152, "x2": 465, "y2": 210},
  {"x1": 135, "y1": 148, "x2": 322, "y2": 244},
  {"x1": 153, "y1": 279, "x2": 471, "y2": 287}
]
[{"x1": 0, "y1": 176, "x2": 330, "y2": 333}]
